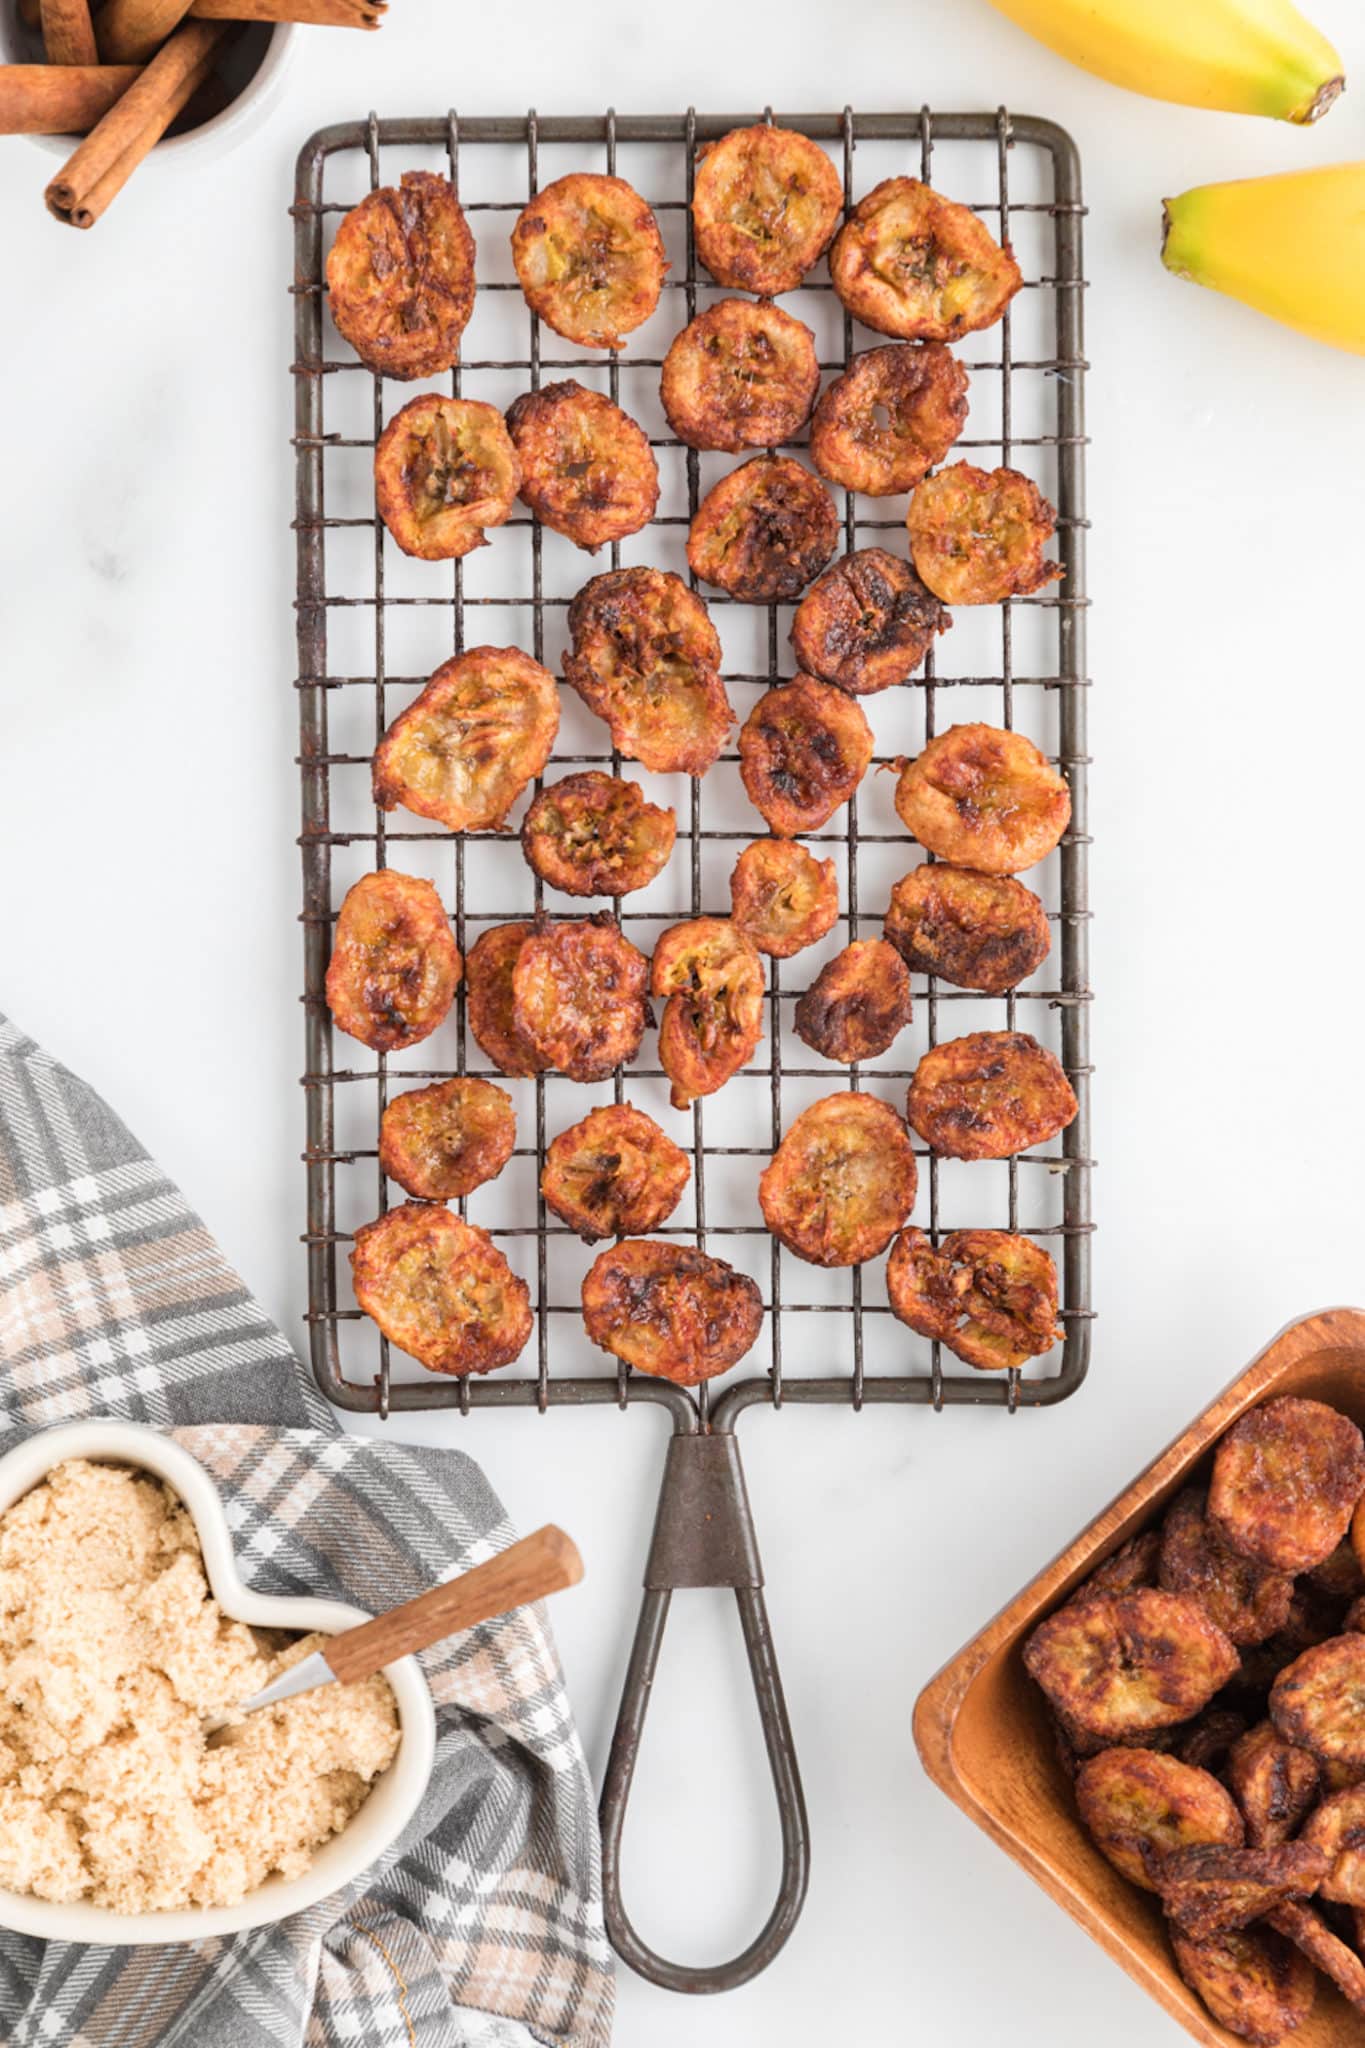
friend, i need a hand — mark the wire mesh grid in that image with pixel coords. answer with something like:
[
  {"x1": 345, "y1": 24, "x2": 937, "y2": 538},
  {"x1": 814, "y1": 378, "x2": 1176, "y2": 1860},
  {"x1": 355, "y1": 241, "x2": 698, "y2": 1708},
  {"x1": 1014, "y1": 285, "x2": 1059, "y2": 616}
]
[{"x1": 292, "y1": 107, "x2": 1092, "y2": 1425}]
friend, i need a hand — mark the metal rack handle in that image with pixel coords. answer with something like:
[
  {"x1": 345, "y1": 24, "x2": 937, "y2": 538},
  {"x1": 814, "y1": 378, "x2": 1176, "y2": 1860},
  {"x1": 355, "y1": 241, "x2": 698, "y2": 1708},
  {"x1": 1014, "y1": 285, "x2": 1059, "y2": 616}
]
[{"x1": 598, "y1": 1429, "x2": 810, "y2": 1993}]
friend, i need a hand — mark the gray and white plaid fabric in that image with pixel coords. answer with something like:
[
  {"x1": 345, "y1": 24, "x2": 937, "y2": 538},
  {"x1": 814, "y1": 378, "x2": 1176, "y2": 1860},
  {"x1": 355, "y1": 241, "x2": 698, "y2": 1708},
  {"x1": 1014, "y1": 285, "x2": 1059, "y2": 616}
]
[{"x1": 0, "y1": 1014, "x2": 615, "y2": 2048}]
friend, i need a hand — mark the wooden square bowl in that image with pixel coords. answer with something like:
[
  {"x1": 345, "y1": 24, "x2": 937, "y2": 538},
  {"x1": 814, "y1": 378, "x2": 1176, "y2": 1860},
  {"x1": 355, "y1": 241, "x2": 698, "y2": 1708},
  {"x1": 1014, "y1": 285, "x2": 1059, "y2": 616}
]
[{"x1": 913, "y1": 1308, "x2": 1365, "y2": 2048}]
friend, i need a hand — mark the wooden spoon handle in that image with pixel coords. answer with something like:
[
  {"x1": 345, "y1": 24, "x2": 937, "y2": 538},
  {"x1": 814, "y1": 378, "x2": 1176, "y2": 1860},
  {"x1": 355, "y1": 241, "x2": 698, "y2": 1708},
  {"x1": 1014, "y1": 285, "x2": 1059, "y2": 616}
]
[{"x1": 324, "y1": 1525, "x2": 583, "y2": 1686}]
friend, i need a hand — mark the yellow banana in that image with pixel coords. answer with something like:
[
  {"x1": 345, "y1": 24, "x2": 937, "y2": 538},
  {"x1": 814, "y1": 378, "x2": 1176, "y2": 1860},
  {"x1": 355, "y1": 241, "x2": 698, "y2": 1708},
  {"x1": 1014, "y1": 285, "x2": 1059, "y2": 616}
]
[
  {"x1": 1162, "y1": 163, "x2": 1365, "y2": 356},
  {"x1": 984, "y1": 0, "x2": 1343, "y2": 123}
]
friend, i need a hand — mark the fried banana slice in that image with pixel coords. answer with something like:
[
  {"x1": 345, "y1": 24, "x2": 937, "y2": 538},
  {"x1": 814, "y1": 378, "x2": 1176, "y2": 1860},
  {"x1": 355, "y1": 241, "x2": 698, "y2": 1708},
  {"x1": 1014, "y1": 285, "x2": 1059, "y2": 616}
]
[
  {"x1": 1211, "y1": 1397, "x2": 1365, "y2": 1576},
  {"x1": 1170, "y1": 1924, "x2": 1316, "y2": 2046},
  {"x1": 692, "y1": 124, "x2": 843, "y2": 296},
  {"x1": 1160, "y1": 1488, "x2": 1296, "y2": 1649},
  {"x1": 325, "y1": 871, "x2": 460, "y2": 1054},
  {"x1": 1073, "y1": 1749, "x2": 1244, "y2": 1891},
  {"x1": 829, "y1": 177, "x2": 1021, "y2": 341},
  {"x1": 541, "y1": 1103, "x2": 690, "y2": 1243},
  {"x1": 1347, "y1": 1598, "x2": 1365, "y2": 1635},
  {"x1": 739, "y1": 674, "x2": 874, "y2": 836},
  {"x1": 687, "y1": 455, "x2": 838, "y2": 604},
  {"x1": 511, "y1": 172, "x2": 666, "y2": 349},
  {"x1": 908, "y1": 461, "x2": 1063, "y2": 606},
  {"x1": 794, "y1": 940, "x2": 912, "y2": 1064},
  {"x1": 729, "y1": 838, "x2": 839, "y2": 959},
  {"x1": 465, "y1": 922, "x2": 546, "y2": 1078},
  {"x1": 350, "y1": 1204, "x2": 531, "y2": 1377},
  {"x1": 1150, "y1": 1843, "x2": 1327, "y2": 1940},
  {"x1": 507, "y1": 381, "x2": 659, "y2": 552},
  {"x1": 1235, "y1": 1588, "x2": 1343, "y2": 1699},
  {"x1": 374, "y1": 396, "x2": 520, "y2": 562},
  {"x1": 326, "y1": 171, "x2": 475, "y2": 380},
  {"x1": 790, "y1": 549, "x2": 950, "y2": 697},
  {"x1": 1298, "y1": 1786, "x2": 1365, "y2": 1904},
  {"x1": 809, "y1": 343, "x2": 968, "y2": 496},
  {"x1": 379, "y1": 1076, "x2": 516, "y2": 1200},
  {"x1": 581, "y1": 1239, "x2": 763, "y2": 1384},
  {"x1": 1178, "y1": 1709, "x2": 1251, "y2": 1777},
  {"x1": 759, "y1": 1094, "x2": 917, "y2": 1267},
  {"x1": 1024, "y1": 1590, "x2": 1240, "y2": 1742},
  {"x1": 894, "y1": 723, "x2": 1071, "y2": 875},
  {"x1": 373, "y1": 647, "x2": 560, "y2": 833},
  {"x1": 520, "y1": 772, "x2": 675, "y2": 898},
  {"x1": 1310, "y1": 1538, "x2": 1365, "y2": 1607},
  {"x1": 1269, "y1": 1900, "x2": 1365, "y2": 2014},
  {"x1": 661, "y1": 299, "x2": 820, "y2": 453},
  {"x1": 884, "y1": 863, "x2": 1051, "y2": 993},
  {"x1": 1228, "y1": 1722, "x2": 1322, "y2": 1847},
  {"x1": 563, "y1": 566, "x2": 731, "y2": 776},
  {"x1": 651, "y1": 916, "x2": 765, "y2": 1110},
  {"x1": 511, "y1": 917, "x2": 650, "y2": 1084},
  {"x1": 907, "y1": 1029, "x2": 1077, "y2": 1160},
  {"x1": 1272, "y1": 1636, "x2": 1365, "y2": 1766},
  {"x1": 887, "y1": 1225, "x2": 1060, "y2": 1371},
  {"x1": 1079, "y1": 1528, "x2": 1164, "y2": 1601}
]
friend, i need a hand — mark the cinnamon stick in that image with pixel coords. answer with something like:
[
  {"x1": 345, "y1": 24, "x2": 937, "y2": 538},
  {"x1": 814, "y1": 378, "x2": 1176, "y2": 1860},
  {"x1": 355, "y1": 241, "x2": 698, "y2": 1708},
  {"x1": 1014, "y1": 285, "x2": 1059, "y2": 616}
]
[
  {"x1": 40, "y1": 0, "x2": 99, "y2": 63},
  {"x1": 189, "y1": 0, "x2": 383, "y2": 22},
  {"x1": 45, "y1": 18, "x2": 223, "y2": 228},
  {"x1": 98, "y1": 0, "x2": 193, "y2": 64},
  {"x1": 0, "y1": 61, "x2": 140, "y2": 132}
]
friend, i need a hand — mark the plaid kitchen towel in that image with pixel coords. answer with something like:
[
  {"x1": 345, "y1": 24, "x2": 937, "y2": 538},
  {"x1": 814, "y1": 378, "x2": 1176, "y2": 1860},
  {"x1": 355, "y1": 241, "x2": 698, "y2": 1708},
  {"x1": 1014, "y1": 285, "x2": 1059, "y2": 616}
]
[{"x1": 0, "y1": 1014, "x2": 615, "y2": 2048}]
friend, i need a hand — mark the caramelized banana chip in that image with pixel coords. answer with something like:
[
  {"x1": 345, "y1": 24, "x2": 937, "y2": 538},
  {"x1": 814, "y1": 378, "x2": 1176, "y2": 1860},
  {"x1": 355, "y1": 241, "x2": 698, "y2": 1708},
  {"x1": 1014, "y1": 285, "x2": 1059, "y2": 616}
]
[
  {"x1": 739, "y1": 674, "x2": 874, "y2": 836},
  {"x1": 326, "y1": 171, "x2": 475, "y2": 380},
  {"x1": 581, "y1": 1240, "x2": 763, "y2": 1385},
  {"x1": 1170, "y1": 1924, "x2": 1316, "y2": 2046},
  {"x1": 1272, "y1": 1636, "x2": 1365, "y2": 1765},
  {"x1": 374, "y1": 396, "x2": 520, "y2": 562},
  {"x1": 521, "y1": 773, "x2": 676, "y2": 898},
  {"x1": 810, "y1": 343, "x2": 968, "y2": 496},
  {"x1": 1178, "y1": 1709, "x2": 1251, "y2": 1777},
  {"x1": 651, "y1": 916, "x2": 765, "y2": 1110},
  {"x1": 887, "y1": 1226, "x2": 1060, "y2": 1371},
  {"x1": 1150, "y1": 1843, "x2": 1327, "y2": 1941},
  {"x1": 379, "y1": 1077, "x2": 516, "y2": 1200},
  {"x1": 729, "y1": 838, "x2": 839, "y2": 959},
  {"x1": 687, "y1": 456, "x2": 838, "y2": 604},
  {"x1": 1211, "y1": 1397, "x2": 1365, "y2": 1576},
  {"x1": 1080, "y1": 1528, "x2": 1164, "y2": 1602},
  {"x1": 351, "y1": 1204, "x2": 531, "y2": 1377},
  {"x1": 373, "y1": 647, "x2": 560, "y2": 833},
  {"x1": 541, "y1": 1103, "x2": 690, "y2": 1242},
  {"x1": 907, "y1": 1030, "x2": 1077, "y2": 1161},
  {"x1": 1309, "y1": 1538, "x2": 1365, "y2": 1607},
  {"x1": 829, "y1": 177, "x2": 1022, "y2": 341},
  {"x1": 1023, "y1": 1590, "x2": 1240, "y2": 1744},
  {"x1": 507, "y1": 381, "x2": 659, "y2": 552},
  {"x1": 465, "y1": 922, "x2": 546, "y2": 1078},
  {"x1": 790, "y1": 549, "x2": 950, "y2": 697},
  {"x1": 794, "y1": 941, "x2": 912, "y2": 1064},
  {"x1": 661, "y1": 299, "x2": 820, "y2": 453},
  {"x1": 1229, "y1": 1722, "x2": 1321, "y2": 1848},
  {"x1": 908, "y1": 461, "x2": 1063, "y2": 606},
  {"x1": 884, "y1": 863, "x2": 1051, "y2": 993},
  {"x1": 563, "y1": 566, "x2": 732, "y2": 776},
  {"x1": 512, "y1": 917, "x2": 650, "y2": 1083},
  {"x1": 511, "y1": 172, "x2": 666, "y2": 349},
  {"x1": 1298, "y1": 1785, "x2": 1365, "y2": 1904},
  {"x1": 895, "y1": 723, "x2": 1071, "y2": 875},
  {"x1": 326, "y1": 871, "x2": 460, "y2": 1054},
  {"x1": 1160, "y1": 1488, "x2": 1296, "y2": 1649},
  {"x1": 692, "y1": 124, "x2": 843, "y2": 296},
  {"x1": 1073, "y1": 1749, "x2": 1244, "y2": 1892},
  {"x1": 1269, "y1": 1900, "x2": 1365, "y2": 2014},
  {"x1": 759, "y1": 1094, "x2": 917, "y2": 1268}
]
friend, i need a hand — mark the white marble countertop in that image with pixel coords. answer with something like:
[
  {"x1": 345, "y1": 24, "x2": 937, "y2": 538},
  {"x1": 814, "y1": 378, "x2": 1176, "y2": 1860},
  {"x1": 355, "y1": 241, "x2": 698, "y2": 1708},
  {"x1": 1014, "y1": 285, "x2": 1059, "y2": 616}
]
[{"x1": 4, "y1": 2, "x2": 1365, "y2": 2040}]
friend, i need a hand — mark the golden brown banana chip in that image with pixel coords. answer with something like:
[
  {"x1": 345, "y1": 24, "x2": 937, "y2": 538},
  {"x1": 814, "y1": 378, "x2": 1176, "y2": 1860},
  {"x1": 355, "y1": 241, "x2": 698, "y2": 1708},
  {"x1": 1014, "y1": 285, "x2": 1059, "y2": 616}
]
[
  {"x1": 1309, "y1": 1538, "x2": 1365, "y2": 1607},
  {"x1": 1269, "y1": 1899, "x2": 1365, "y2": 2014},
  {"x1": 829, "y1": 176, "x2": 1022, "y2": 341},
  {"x1": 520, "y1": 773, "x2": 676, "y2": 899},
  {"x1": 661, "y1": 299, "x2": 820, "y2": 453},
  {"x1": 563, "y1": 566, "x2": 731, "y2": 777},
  {"x1": 1078, "y1": 1528, "x2": 1163, "y2": 1602},
  {"x1": 651, "y1": 916, "x2": 766, "y2": 1112},
  {"x1": 1210, "y1": 1396, "x2": 1365, "y2": 1576},
  {"x1": 1073, "y1": 1748, "x2": 1243, "y2": 1892},
  {"x1": 378, "y1": 1077, "x2": 516, "y2": 1201},
  {"x1": 1159, "y1": 1488, "x2": 1296, "y2": 1648},
  {"x1": 729, "y1": 839, "x2": 839, "y2": 959},
  {"x1": 887, "y1": 1226, "x2": 1060, "y2": 1372},
  {"x1": 692, "y1": 124, "x2": 843, "y2": 296},
  {"x1": 465, "y1": 923, "x2": 547, "y2": 1079},
  {"x1": 1024, "y1": 1589, "x2": 1240, "y2": 1743},
  {"x1": 1272, "y1": 1636, "x2": 1365, "y2": 1766},
  {"x1": 907, "y1": 1030, "x2": 1077, "y2": 1161},
  {"x1": 510, "y1": 172, "x2": 666, "y2": 349},
  {"x1": 894, "y1": 723, "x2": 1071, "y2": 876},
  {"x1": 687, "y1": 456, "x2": 839, "y2": 604},
  {"x1": 1234, "y1": 1588, "x2": 1342, "y2": 1700},
  {"x1": 809, "y1": 343, "x2": 968, "y2": 496},
  {"x1": 326, "y1": 171, "x2": 475, "y2": 381},
  {"x1": 789, "y1": 549, "x2": 950, "y2": 698},
  {"x1": 511, "y1": 918, "x2": 651, "y2": 1084},
  {"x1": 759, "y1": 1094, "x2": 917, "y2": 1268},
  {"x1": 373, "y1": 647, "x2": 560, "y2": 833},
  {"x1": 1169, "y1": 1923, "x2": 1316, "y2": 2046},
  {"x1": 908, "y1": 461, "x2": 1063, "y2": 606},
  {"x1": 793, "y1": 940, "x2": 912, "y2": 1064},
  {"x1": 541, "y1": 1103, "x2": 690, "y2": 1243},
  {"x1": 581, "y1": 1240, "x2": 763, "y2": 1384},
  {"x1": 1298, "y1": 1785, "x2": 1365, "y2": 1905},
  {"x1": 1228, "y1": 1722, "x2": 1321, "y2": 1848},
  {"x1": 1177, "y1": 1709, "x2": 1250, "y2": 1777},
  {"x1": 325, "y1": 871, "x2": 461, "y2": 1055},
  {"x1": 374, "y1": 396, "x2": 520, "y2": 562},
  {"x1": 1149, "y1": 1842, "x2": 1327, "y2": 1940},
  {"x1": 739, "y1": 674, "x2": 874, "y2": 837},
  {"x1": 350, "y1": 1205, "x2": 531, "y2": 1378},
  {"x1": 507, "y1": 381, "x2": 659, "y2": 552},
  {"x1": 884, "y1": 863, "x2": 1051, "y2": 994}
]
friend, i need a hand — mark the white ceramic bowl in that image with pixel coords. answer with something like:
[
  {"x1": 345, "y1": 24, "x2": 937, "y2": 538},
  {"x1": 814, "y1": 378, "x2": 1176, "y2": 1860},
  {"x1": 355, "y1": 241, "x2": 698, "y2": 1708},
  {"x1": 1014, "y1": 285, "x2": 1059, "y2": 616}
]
[{"x1": 0, "y1": 1418, "x2": 436, "y2": 1945}]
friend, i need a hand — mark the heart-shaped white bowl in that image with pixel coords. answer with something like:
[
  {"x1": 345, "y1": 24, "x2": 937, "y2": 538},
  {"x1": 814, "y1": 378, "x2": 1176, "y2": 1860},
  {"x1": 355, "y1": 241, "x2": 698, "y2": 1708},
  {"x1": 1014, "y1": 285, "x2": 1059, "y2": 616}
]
[{"x1": 0, "y1": 1418, "x2": 436, "y2": 1945}]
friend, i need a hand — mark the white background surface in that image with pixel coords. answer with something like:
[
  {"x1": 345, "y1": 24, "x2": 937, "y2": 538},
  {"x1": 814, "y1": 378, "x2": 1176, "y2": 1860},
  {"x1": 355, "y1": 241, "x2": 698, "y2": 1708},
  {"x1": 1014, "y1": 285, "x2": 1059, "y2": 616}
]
[{"x1": 3, "y1": 4, "x2": 1365, "y2": 2042}]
